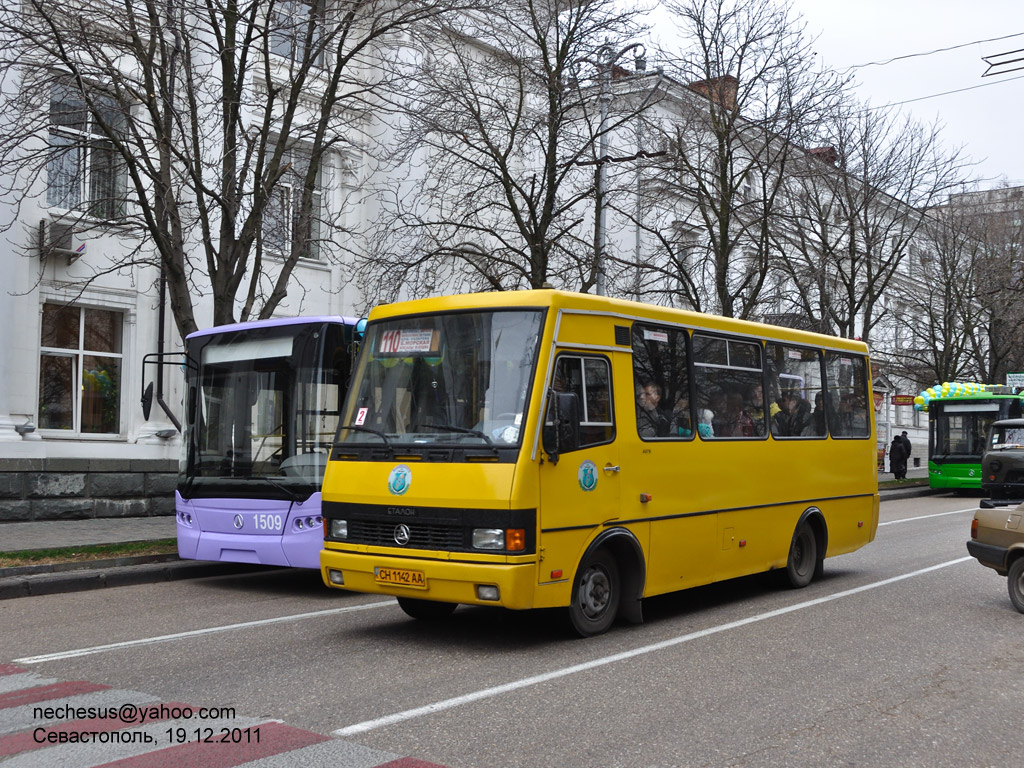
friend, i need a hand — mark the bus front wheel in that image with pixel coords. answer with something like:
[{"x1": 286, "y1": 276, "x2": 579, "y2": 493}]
[
  {"x1": 397, "y1": 597, "x2": 457, "y2": 621},
  {"x1": 785, "y1": 523, "x2": 818, "y2": 589},
  {"x1": 567, "y1": 549, "x2": 620, "y2": 637}
]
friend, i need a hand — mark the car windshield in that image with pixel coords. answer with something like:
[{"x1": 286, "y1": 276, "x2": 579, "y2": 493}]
[
  {"x1": 337, "y1": 309, "x2": 543, "y2": 452},
  {"x1": 991, "y1": 426, "x2": 1024, "y2": 449}
]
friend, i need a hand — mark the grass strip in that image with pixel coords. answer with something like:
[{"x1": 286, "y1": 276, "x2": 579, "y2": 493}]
[{"x1": 0, "y1": 539, "x2": 178, "y2": 569}]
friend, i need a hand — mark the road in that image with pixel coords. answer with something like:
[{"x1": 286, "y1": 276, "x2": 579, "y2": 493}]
[{"x1": 1, "y1": 494, "x2": 1020, "y2": 767}]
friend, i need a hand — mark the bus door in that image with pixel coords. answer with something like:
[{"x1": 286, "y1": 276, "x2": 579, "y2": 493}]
[{"x1": 537, "y1": 353, "x2": 620, "y2": 585}]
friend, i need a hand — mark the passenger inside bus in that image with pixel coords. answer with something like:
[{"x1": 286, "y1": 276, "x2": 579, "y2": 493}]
[
  {"x1": 670, "y1": 395, "x2": 692, "y2": 437},
  {"x1": 637, "y1": 381, "x2": 670, "y2": 437},
  {"x1": 719, "y1": 391, "x2": 755, "y2": 437}
]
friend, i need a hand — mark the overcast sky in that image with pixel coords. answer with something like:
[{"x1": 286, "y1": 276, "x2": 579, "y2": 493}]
[
  {"x1": 789, "y1": 0, "x2": 1023, "y2": 189},
  {"x1": 643, "y1": 1, "x2": 1023, "y2": 190}
]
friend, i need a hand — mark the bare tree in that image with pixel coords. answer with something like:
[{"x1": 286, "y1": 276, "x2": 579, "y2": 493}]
[
  {"x1": 948, "y1": 186, "x2": 1024, "y2": 382},
  {"x1": 0, "y1": 0, "x2": 464, "y2": 341},
  {"x1": 628, "y1": 0, "x2": 846, "y2": 319},
  {"x1": 356, "y1": 0, "x2": 653, "y2": 300},
  {"x1": 888, "y1": 204, "x2": 985, "y2": 385},
  {"x1": 778, "y1": 98, "x2": 969, "y2": 344}
]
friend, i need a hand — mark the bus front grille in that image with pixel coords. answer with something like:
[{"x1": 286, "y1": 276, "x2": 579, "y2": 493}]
[{"x1": 348, "y1": 520, "x2": 465, "y2": 550}]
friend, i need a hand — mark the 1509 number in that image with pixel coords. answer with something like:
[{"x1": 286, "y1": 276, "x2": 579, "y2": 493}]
[{"x1": 252, "y1": 514, "x2": 282, "y2": 531}]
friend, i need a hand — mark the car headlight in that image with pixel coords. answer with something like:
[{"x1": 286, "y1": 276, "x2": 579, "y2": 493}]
[{"x1": 330, "y1": 519, "x2": 348, "y2": 539}]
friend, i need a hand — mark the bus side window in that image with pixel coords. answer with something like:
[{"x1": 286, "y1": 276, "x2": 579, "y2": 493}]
[
  {"x1": 825, "y1": 352, "x2": 869, "y2": 438},
  {"x1": 765, "y1": 343, "x2": 826, "y2": 439},
  {"x1": 550, "y1": 355, "x2": 614, "y2": 451},
  {"x1": 631, "y1": 323, "x2": 690, "y2": 440},
  {"x1": 692, "y1": 333, "x2": 765, "y2": 439}
]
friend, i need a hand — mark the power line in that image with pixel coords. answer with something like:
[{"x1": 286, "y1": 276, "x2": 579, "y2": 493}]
[
  {"x1": 845, "y1": 32, "x2": 1024, "y2": 70},
  {"x1": 863, "y1": 72, "x2": 1024, "y2": 110}
]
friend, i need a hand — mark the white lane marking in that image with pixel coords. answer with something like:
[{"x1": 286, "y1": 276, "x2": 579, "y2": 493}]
[
  {"x1": 14, "y1": 600, "x2": 394, "y2": 664},
  {"x1": 333, "y1": 557, "x2": 973, "y2": 737},
  {"x1": 879, "y1": 507, "x2": 977, "y2": 526}
]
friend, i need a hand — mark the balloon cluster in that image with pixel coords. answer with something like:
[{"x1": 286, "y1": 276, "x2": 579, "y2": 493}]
[{"x1": 913, "y1": 381, "x2": 989, "y2": 412}]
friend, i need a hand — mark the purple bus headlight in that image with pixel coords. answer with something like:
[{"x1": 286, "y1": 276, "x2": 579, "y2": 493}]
[{"x1": 329, "y1": 519, "x2": 348, "y2": 539}]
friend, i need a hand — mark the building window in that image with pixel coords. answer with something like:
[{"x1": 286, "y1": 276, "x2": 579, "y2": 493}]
[
  {"x1": 269, "y1": 1, "x2": 326, "y2": 67},
  {"x1": 46, "y1": 82, "x2": 126, "y2": 220},
  {"x1": 262, "y1": 146, "x2": 325, "y2": 260},
  {"x1": 38, "y1": 303, "x2": 123, "y2": 434}
]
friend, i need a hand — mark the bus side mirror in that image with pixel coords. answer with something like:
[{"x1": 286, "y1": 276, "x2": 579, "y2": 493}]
[
  {"x1": 543, "y1": 391, "x2": 580, "y2": 464},
  {"x1": 141, "y1": 381, "x2": 154, "y2": 421}
]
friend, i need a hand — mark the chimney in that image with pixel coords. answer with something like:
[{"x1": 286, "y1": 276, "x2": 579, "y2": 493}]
[
  {"x1": 808, "y1": 146, "x2": 839, "y2": 165},
  {"x1": 687, "y1": 75, "x2": 738, "y2": 111}
]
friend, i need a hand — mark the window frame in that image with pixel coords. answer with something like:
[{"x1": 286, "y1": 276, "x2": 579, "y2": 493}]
[
  {"x1": 268, "y1": 0, "x2": 328, "y2": 68},
  {"x1": 37, "y1": 303, "x2": 125, "y2": 437},
  {"x1": 825, "y1": 351, "x2": 871, "y2": 440},
  {"x1": 764, "y1": 342, "x2": 828, "y2": 441},
  {"x1": 692, "y1": 331, "x2": 767, "y2": 441},
  {"x1": 46, "y1": 82, "x2": 127, "y2": 221},
  {"x1": 262, "y1": 145, "x2": 326, "y2": 261},
  {"x1": 631, "y1": 322, "x2": 693, "y2": 442},
  {"x1": 550, "y1": 353, "x2": 615, "y2": 452}
]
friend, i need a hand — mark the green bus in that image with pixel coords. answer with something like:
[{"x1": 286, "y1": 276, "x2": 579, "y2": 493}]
[{"x1": 916, "y1": 383, "x2": 1024, "y2": 490}]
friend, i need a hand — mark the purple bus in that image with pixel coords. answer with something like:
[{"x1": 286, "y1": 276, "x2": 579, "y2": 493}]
[{"x1": 176, "y1": 316, "x2": 362, "y2": 568}]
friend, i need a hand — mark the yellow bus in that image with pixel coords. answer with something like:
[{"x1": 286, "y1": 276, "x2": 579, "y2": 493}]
[{"x1": 320, "y1": 290, "x2": 878, "y2": 635}]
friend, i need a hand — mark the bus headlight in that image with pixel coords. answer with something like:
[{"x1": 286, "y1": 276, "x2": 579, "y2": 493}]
[
  {"x1": 328, "y1": 569, "x2": 345, "y2": 585},
  {"x1": 472, "y1": 528, "x2": 504, "y2": 550},
  {"x1": 472, "y1": 528, "x2": 526, "y2": 551},
  {"x1": 330, "y1": 519, "x2": 348, "y2": 539}
]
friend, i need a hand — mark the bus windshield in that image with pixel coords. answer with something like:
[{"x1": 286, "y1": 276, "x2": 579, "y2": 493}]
[
  {"x1": 931, "y1": 403, "x2": 1000, "y2": 460},
  {"x1": 184, "y1": 322, "x2": 347, "y2": 494},
  {"x1": 336, "y1": 310, "x2": 544, "y2": 455}
]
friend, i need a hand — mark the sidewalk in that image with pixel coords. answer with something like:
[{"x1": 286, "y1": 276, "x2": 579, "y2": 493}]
[{"x1": 0, "y1": 467, "x2": 944, "y2": 599}]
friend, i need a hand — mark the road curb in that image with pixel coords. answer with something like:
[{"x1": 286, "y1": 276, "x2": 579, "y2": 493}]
[
  {"x1": 0, "y1": 560, "x2": 277, "y2": 600},
  {"x1": 879, "y1": 486, "x2": 943, "y2": 502}
]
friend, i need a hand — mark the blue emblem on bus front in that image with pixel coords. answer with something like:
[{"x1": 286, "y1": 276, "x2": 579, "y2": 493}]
[
  {"x1": 388, "y1": 464, "x2": 411, "y2": 496},
  {"x1": 578, "y1": 460, "x2": 598, "y2": 492}
]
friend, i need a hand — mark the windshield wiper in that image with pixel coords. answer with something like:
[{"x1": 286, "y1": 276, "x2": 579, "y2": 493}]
[
  {"x1": 335, "y1": 425, "x2": 394, "y2": 455},
  {"x1": 260, "y1": 474, "x2": 303, "y2": 503},
  {"x1": 422, "y1": 423, "x2": 497, "y2": 452}
]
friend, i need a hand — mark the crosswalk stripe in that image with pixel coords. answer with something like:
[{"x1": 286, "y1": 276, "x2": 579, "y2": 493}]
[
  {"x1": 0, "y1": 681, "x2": 110, "y2": 710},
  {"x1": 0, "y1": 667, "x2": 451, "y2": 768},
  {"x1": 94, "y1": 720, "x2": 330, "y2": 768}
]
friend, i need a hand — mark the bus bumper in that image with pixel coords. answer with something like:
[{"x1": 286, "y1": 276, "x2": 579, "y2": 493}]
[
  {"x1": 320, "y1": 548, "x2": 538, "y2": 610},
  {"x1": 176, "y1": 494, "x2": 324, "y2": 568}
]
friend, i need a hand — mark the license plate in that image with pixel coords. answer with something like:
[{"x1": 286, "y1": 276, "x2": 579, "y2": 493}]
[{"x1": 374, "y1": 566, "x2": 427, "y2": 589}]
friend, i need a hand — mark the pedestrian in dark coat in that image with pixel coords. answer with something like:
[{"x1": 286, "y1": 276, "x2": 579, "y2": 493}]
[
  {"x1": 889, "y1": 436, "x2": 908, "y2": 480},
  {"x1": 900, "y1": 431, "x2": 912, "y2": 462}
]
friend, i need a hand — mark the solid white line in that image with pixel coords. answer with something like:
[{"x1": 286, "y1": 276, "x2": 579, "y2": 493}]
[
  {"x1": 879, "y1": 507, "x2": 977, "y2": 526},
  {"x1": 333, "y1": 556, "x2": 973, "y2": 737},
  {"x1": 14, "y1": 600, "x2": 394, "y2": 664}
]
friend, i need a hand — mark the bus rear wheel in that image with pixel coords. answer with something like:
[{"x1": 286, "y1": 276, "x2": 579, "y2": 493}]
[
  {"x1": 397, "y1": 597, "x2": 457, "y2": 621},
  {"x1": 567, "y1": 549, "x2": 620, "y2": 637},
  {"x1": 785, "y1": 523, "x2": 818, "y2": 589}
]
